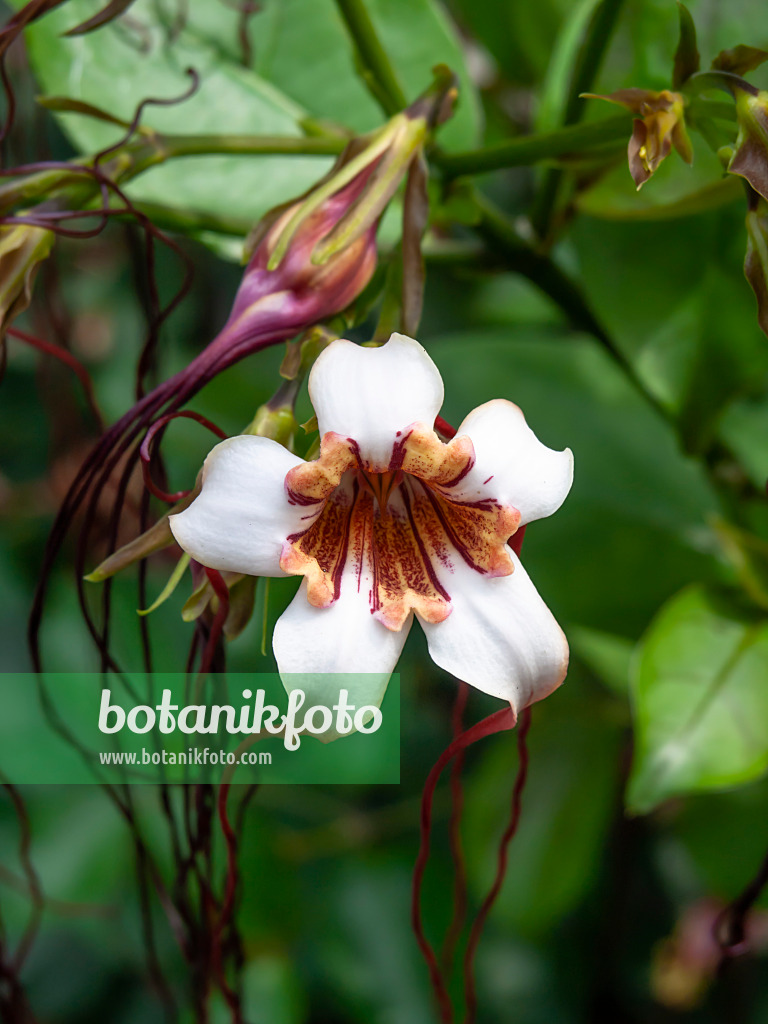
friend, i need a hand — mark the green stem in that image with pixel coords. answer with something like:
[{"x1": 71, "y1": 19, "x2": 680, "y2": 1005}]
[
  {"x1": 436, "y1": 113, "x2": 629, "y2": 177},
  {"x1": 0, "y1": 132, "x2": 343, "y2": 216},
  {"x1": 334, "y1": 0, "x2": 407, "y2": 115},
  {"x1": 158, "y1": 133, "x2": 347, "y2": 159},
  {"x1": 532, "y1": 0, "x2": 627, "y2": 239}
]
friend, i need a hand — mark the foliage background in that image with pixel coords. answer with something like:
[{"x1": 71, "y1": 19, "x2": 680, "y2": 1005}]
[{"x1": 2, "y1": 0, "x2": 768, "y2": 1021}]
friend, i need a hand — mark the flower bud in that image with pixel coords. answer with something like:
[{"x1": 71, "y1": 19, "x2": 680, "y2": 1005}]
[
  {"x1": 219, "y1": 70, "x2": 457, "y2": 353},
  {"x1": 0, "y1": 224, "x2": 54, "y2": 338},
  {"x1": 744, "y1": 193, "x2": 768, "y2": 337},
  {"x1": 728, "y1": 87, "x2": 768, "y2": 201},
  {"x1": 584, "y1": 88, "x2": 692, "y2": 189}
]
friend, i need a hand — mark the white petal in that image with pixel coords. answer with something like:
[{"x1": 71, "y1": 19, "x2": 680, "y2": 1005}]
[
  {"x1": 309, "y1": 333, "x2": 444, "y2": 469},
  {"x1": 273, "y1": 576, "x2": 410, "y2": 739},
  {"x1": 453, "y1": 399, "x2": 573, "y2": 526},
  {"x1": 420, "y1": 549, "x2": 568, "y2": 714},
  {"x1": 169, "y1": 435, "x2": 308, "y2": 576}
]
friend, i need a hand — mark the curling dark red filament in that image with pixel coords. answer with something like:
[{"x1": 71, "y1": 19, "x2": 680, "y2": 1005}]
[
  {"x1": 411, "y1": 706, "x2": 518, "y2": 1023},
  {"x1": 6, "y1": 326, "x2": 104, "y2": 431},
  {"x1": 199, "y1": 567, "x2": 230, "y2": 680},
  {"x1": 213, "y1": 781, "x2": 244, "y2": 1023},
  {"x1": 463, "y1": 706, "x2": 532, "y2": 1023},
  {"x1": 441, "y1": 681, "x2": 470, "y2": 975},
  {"x1": 140, "y1": 410, "x2": 228, "y2": 504}
]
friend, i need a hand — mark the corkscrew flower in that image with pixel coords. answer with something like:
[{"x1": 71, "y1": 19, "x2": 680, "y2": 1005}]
[{"x1": 169, "y1": 334, "x2": 573, "y2": 718}]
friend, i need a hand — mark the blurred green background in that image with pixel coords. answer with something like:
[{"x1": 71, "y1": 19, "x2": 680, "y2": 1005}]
[{"x1": 2, "y1": 0, "x2": 768, "y2": 1021}]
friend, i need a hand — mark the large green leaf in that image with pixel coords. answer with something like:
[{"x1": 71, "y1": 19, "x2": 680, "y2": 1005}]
[
  {"x1": 628, "y1": 584, "x2": 768, "y2": 813},
  {"x1": 18, "y1": 0, "x2": 479, "y2": 228},
  {"x1": 19, "y1": 0, "x2": 329, "y2": 223},
  {"x1": 252, "y1": 0, "x2": 482, "y2": 150}
]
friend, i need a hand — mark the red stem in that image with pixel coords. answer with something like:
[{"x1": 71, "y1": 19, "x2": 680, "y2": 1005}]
[
  {"x1": 140, "y1": 410, "x2": 228, "y2": 503},
  {"x1": 412, "y1": 706, "x2": 518, "y2": 1024},
  {"x1": 462, "y1": 707, "x2": 533, "y2": 1023},
  {"x1": 7, "y1": 326, "x2": 103, "y2": 431},
  {"x1": 198, "y1": 567, "x2": 230, "y2": 679},
  {"x1": 441, "y1": 682, "x2": 470, "y2": 975}
]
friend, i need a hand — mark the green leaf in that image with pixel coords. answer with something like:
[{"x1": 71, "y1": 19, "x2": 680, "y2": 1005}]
[
  {"x1": 18, "y1": 0, "x2": 333, "y2": 223},
  {"x1": 628, "y1": 584, "x2": 768, "y2": 813},
  {"x1": 672, "y1": 3, "x2": 700, "y2": 90},
  {"x1": 252, "y1": 0, "x2": 482, "y2": 150},
  {"x1": 537, "y1": 0, "x2": 603, "y2": 132}
]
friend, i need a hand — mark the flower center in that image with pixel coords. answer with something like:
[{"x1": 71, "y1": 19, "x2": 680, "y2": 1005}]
[
  {"x1": 357, "y1": 468, "x2": 403, "y2": 513},
  {"x1": 279, "y1": 425, "x2": 520, "y2": 631}
]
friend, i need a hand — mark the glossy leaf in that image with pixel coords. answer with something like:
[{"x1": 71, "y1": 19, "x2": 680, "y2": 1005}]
[
  {"x1": 672, "y1": 3, "x2": 700, "y2": 90},
  {"x1": 17, "y1": 0, "x2": 332, "y2": 223},
  {"x1": 628, "y1": 585, "x2": 768, "y2": 813},
  {"x1": 251, "y1": 0, "x2": 481, "y2": 150}
]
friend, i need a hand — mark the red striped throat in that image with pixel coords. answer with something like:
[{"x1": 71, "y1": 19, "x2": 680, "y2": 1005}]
[{"x1": 280, "y1": 424, "x2": 521, "y2": 631}]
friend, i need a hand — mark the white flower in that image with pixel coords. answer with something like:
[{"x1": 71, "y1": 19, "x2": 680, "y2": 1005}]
[{"x1": 169, "y1": 334, "x2": 573, "y2": 720}]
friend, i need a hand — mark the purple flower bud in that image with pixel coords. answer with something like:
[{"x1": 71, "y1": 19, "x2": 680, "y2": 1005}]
[{"x1": 222, "y1": 163, "x2": 380, "y2": 349}]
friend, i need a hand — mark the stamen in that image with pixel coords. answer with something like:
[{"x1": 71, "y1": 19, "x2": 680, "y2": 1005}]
[{"x1": 356, "y1": 468, "x2": 403, "y2": 514}]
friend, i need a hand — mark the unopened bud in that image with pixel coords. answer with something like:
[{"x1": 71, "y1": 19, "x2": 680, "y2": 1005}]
[
  {"x1": 728, "y1": 88, "x2": 768, "y2": 201},
  {"x1": 220, "y1": 69, "x2": 458, "y2": 352},
  {"x1": 244, "y1": 403, "x2": 298, "y2": 448},
  {"x1": 0, "y1": 224, "x2": 54, "y2": 338}
]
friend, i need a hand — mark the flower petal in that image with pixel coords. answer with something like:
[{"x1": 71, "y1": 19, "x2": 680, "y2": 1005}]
[
  {"x1": 420, "y1": 549, "x2": 569, "y2": 714},
  {"x1": 309, "y1": 333, "x2": 444, "y2": 470},
  {"x1": 452, "y1": 399, "x2": 573, "y2": 526},
  {"x1": 273, "y1": 575, "x2": 410, "y2": 739},
  {"x1": 169, "y1": 435, "x2": 308, "y2": 576}
]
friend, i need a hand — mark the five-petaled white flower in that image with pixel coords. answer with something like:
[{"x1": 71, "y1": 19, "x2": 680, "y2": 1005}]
[{"x1": 169, "y1": 334, "x2": 573, "y2": 720}]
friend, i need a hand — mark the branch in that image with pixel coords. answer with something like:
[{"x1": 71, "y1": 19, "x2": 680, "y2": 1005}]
[
  {"x1": 334, "y1": 0, "x2": 407, "y2": 115},
  {"x1": 436, "y1": 113, "x2": 628, "y2": 177}
]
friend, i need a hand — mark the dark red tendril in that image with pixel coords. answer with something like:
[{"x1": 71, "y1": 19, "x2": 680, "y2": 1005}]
[
  {"x1": 7, "y1": 326, "x2": 104, "y2": 431},
  {"x1": 140, "y1": 410, "x2": 228, "y2": 504},
  {"x1": 411, "y1": 705, "x2": 518, "y2": 1023},
  {"x1": 441, "y1": 681, "x2": 469, "y2": 976},
  {"x1": 463, "y1": 706, "x2": 532, "y2": 1023}
]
